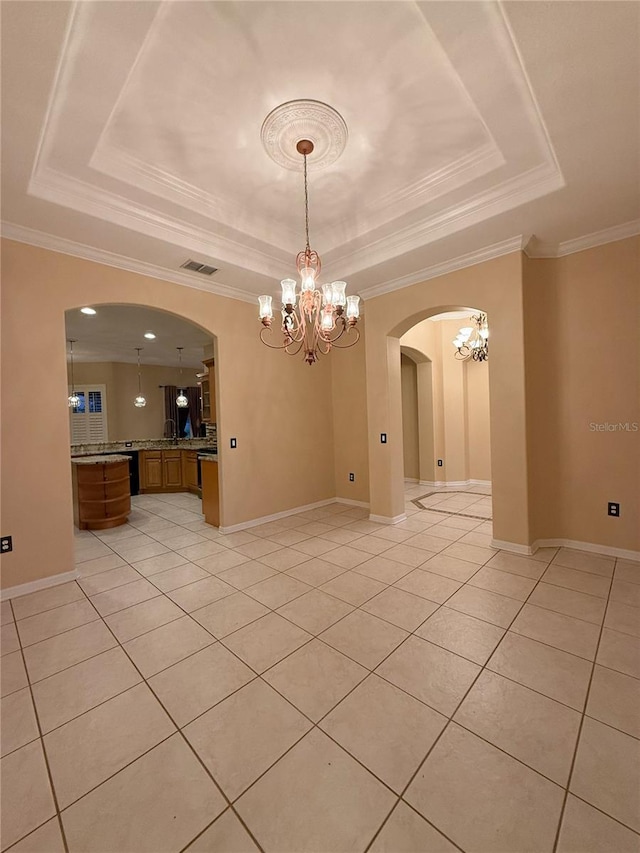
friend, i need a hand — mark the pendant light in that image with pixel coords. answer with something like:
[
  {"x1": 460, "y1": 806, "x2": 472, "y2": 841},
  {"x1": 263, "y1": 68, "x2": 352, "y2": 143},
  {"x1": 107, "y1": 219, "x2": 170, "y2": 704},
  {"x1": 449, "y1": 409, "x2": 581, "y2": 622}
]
[
  {"x1": 67, "y1": 339, "x2": 81, "y2": 408},
  {"x1": 176, "y1": 347, "x2": 188, "y2": 408},
  {"x1": 134, "y1": 347, "x2": 146, "y2": 407}
]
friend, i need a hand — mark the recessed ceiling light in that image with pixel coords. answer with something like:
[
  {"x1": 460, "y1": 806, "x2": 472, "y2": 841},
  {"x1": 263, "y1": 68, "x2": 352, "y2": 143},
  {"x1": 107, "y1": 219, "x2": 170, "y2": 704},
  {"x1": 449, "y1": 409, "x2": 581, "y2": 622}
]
[
  {"x1": 144, "y1": 332, "x2": 156, "y2": 340},
  {"x1": 80, "y1": 307, "x2": 96, "y2": 315}
]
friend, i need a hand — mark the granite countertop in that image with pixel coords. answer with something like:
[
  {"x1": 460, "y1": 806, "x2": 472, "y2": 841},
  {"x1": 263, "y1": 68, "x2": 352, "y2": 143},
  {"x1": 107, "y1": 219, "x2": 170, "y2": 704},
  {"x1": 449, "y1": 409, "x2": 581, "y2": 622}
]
[
  {"x1": 72, "y1": 454, "x2": 133, "y2": 465},
  {"x1": 197, "y1": 454, "x2": 218, "y2": 462},
  {"x1": 71, "y1": 439, "x2": 216, "y2": 456}
]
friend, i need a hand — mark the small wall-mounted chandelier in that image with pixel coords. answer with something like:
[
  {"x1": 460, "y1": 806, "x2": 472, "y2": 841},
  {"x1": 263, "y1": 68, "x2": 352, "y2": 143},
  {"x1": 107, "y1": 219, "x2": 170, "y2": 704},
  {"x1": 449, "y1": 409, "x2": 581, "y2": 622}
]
[
  {"x1": 258, "y1": 138, "x2": 360, "y2": 365},
  {"x1": 176, "y1": 347, "x2": 188, "y2": 408},
  {"x1": 453, "y1": 313, "x2": 489, "y2": 362},
  {"x1": 67, "y1": 339, "x2": 81, "y2": 408},
  {"x1": 134, "y1": 347, "x2": 146, "y2": 408}
]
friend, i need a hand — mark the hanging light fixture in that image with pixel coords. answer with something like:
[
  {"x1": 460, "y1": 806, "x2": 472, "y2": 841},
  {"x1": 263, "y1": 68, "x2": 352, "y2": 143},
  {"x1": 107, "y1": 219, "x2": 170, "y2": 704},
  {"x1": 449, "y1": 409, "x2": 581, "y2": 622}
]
[
  {"x1": 134, "y1": 347, "x2": 146, "y2": 408},
  {"x1": 257, "y1": 137, "x2": 360, "y2": 365},
  {"x1": 67, "y1": 339, "x2": 81, "y2": 408},
  {"x1": 453, "y1": 313, "x2": 489, "y2": 362},
  {"x1": 176, "y1": 347, "x2": 188, "y2": 408}
]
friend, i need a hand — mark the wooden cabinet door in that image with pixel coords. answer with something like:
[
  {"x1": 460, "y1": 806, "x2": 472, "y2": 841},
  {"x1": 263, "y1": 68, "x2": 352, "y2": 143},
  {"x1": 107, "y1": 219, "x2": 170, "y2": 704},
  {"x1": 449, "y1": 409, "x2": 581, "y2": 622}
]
[
  {"x1": 163, "y1": 453, "x2": 183, "y2": 488},
  {"x1": 184, "y1": 452, "x2": 198, "y2": 490},
  {"x1": 142, "y1": 453, "x2": 162, "y2": 489}
]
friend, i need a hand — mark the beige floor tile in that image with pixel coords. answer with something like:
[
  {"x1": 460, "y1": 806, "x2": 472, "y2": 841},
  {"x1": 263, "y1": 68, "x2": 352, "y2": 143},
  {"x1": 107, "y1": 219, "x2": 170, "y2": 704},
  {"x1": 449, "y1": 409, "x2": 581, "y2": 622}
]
[
  {"x1": 394, "y1": 569, "x2": 461, "y2": 604},
  {"x1": 485, "y1": 551, "x2": 547, "y2": 579},
  {"x1": 419, "y1": 553, "x2": 481, "y2": 582},
  {"x1": 557, "y1": 794, "x2": 640, "y2": 853},
  {"x1": 185, "y1": 679, "x2": 311, "y2": 799},
  {"x1": 321, "y1": 674, "x2": 447, "y2": 793},
  {"x1": 615, "y1": 560, "x2": 640, "y2": 586},
  {"x1": 7, "y1": 817, "x2": 65, "y2": 853},
  {"x1": 61, "y1": 734, "x2": 226, "y2": 853},
  {"x1": 377, "y1": 636, "x2": 480, "y2": 715},
  {"x1": 0, "y1": 600, "x2": 14, "y2": 626},
  {"x1": 322, "y1": 527, "x2": 367, "y2": 545},
  {"x1": 369, "y1": 801, "x2": 458, "y2": 853},
  {"x1": 266, "y1": 529, "x2": 310, "y2": 547},
  {"x1": 373, "y1": 526, "x2": 419, "y2": 544},
  {"x1": 605, "y1": 600, "x2": 640, "y2": 638},
  {"x1": 236, "y1": 729, "x2": 394, "y2": 853},
  {"x1": 90, "y1": 578, "x2": 161, "y2": 616},
  {"x1": 32, "y1": 646, "x2": 141, "y2": 734},
  {"x1": 285, "y1": 557, "x2": 347, "y2": 586},
  {"x1": 1, "y1": 621, "x2": 20, "y2": 655},
  {"x1": 257, "y1": 547, "x2": 311, "y2": 570},
  {"x1": 176, "y1": 540, "x2": 228, "y2": 562},
  {"x1": 511, "y1": 604, "x2": 601, "y2": 660},
  {"x1": 277, "y1": 589, "x2": 354, "y2": 634},
  {"x1": 446, "y1": 584, "x2": 523, "y2": 628},
  {"x1": 458, "y1": 530, "x2": 494, "y2": 548},
  {"x1": 405, "y1": 723, "x2": 563, "y2": 853},
  {"x1": 78, "y1": 566, "x2": 142, "y2": 597},
  {"x1": 244, "y1": 574, "x2": 311, "y2": 609},
  {"x1": 185, "y1": 809, "x2": 260, "y2": 852},
  {"x1": 264, "y1": 639, "x2": 367, "y2": 721},
  {"x1": 416, "y1": 606, "x2": 505, "y2": 665},
  {"x1": 320, "y1": 571, "x2": 386, "y2": 606},
  {"x1": 321, "y1": 545, "x2": 373, "y2": 570},
  {"x1": 124, "y1": 616, "x2": 215, "y2": 677},
  {"x1": 554, "y1": 548, "x2": 615, "y2": 577},
  {"x1": 406, "y1": 532, "x2": 453, "y2": 554},
  {"x1": 442, "y1": 542, "x2": 496, "y2": 565},
  {"x1": 528, "y1": 583, "x2": 607, "y2": 625},
  {"x1": 12, "y1": 582, "x2": 84, "y2": 621},
  {"x1": 363, "y1": 587, "x2": 439, "y2": 631},
  {"x1": 148, "y1": 643, "x2": 254, "y2": 727},
  {"x1": 611, "y1": 579, "x2": 640, "y2": 608},
  {"x1": 1, "y1": 651, "x2": 28, "y2": 697},
  {"x1": 150, "y1": 563, "x2": 210, "y2": 592},
  {"x1": 194, "y1": 549, "x2": 251, "y2": 574},
  {"x1": 115, "y1": 542, "x2": 170, "y2": 563},
  {"x1": 131, "y1": 552, "x2": 189, "y2": 577},
  {"x1": 455, "y1": 670, "x2": 581, "y2": 785},
  {"x1": 217, "y1": 531, "x2": 261, "y2": 547},
  {"x1": 192, "y1": 592, "x2": 269, "y2": 638},
  {"x1": 45, "y1": 682, "x2": 175, "y2": 808},
  {"x1": 349, "y1": 536, "x2": 395, "y2": 556},
  {"x1": 320, "y1": 610, "x2": 408, "y2": 670},
  {"x1": 354, "y1": 555, "x2": 414, "y2": 584},
  {"x1": 216, "y1": 560, "x2": 277, "y2": 590},
  {"x1": 16, "y1": 599, "x2": 99, "y2": 648},
  {"x1": 222, "y1": 613, "x2": 312, "y2": 674},
  {"x1": 76, "y1": 554, "x2": 128, "y2": 578},
  {"x1": 382, "y1": 543, "x2": 433, "y2": 568},
  {"x1": 165, "y1": 575, "x2": 235, "y2": 612},
  {"x1": 105, "y1": 596, "x2": 184, "y2": 643},
  {"x1": 24, "y1": 620, "x2": 117, "y2": 682},
  {"x1": 1, "y1": 687, "x2": 39, "y2": 757},
  {"x1": 543, "y1": 564, "x2": 611, "y2": 598},
  {"x1": 488, "y1": 631, "x2": 592, "y2": 710},
  {"x1": 587, "y1": 665, "x2": 640, "y2": 738},
  {"x1": 597, "y1": 628, "x2": 640, "y2": 678},
  {"x1": 570, "y1": 717, "x2": 640, "y2": 832},
  {"x1": 234, "y1": 539, "x2": 282, "y2": 559},
  {"x1": 468, "y1": 566, "x2": 537, "y2": 601},
  {"x1": 0, "y1": 741, "x2": 56, "y2": 850}
]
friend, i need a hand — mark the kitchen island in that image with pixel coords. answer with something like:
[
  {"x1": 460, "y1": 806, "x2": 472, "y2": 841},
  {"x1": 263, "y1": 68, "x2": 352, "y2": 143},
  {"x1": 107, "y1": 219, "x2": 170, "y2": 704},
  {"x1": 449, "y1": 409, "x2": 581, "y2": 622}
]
[{"x1": 71, "y1": 454, "x2": 132, "y2": 530}]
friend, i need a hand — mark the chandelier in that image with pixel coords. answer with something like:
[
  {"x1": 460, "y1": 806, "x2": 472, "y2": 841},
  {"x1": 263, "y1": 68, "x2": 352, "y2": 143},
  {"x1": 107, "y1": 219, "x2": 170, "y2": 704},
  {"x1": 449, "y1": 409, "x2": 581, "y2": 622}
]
[
  {"x1": 134, "y1": 347, "x2": 146, "y2": 408},
  {"x1": 452, "y1": 313, "x2": 489, "y2": 362},
  {"x1": 67, "y1": 339, "x2": 81, "y2": 408},
  {"x1": 176, "y1": 347, "x2": 188, "y2": 408},
  {"x1": 258, "y1": 137, "x2": 360, "y2": 365}
]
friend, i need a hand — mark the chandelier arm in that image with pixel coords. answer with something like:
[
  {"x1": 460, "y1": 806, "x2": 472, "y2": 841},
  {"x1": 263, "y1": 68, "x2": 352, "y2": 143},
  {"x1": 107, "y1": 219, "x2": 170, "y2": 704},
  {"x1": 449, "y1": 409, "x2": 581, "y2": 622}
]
[
  {"x1": 259, "y1": 327, "x2": 303, "y2": 351},
  {"x1": 329, "y1": 326, "x2": 361, "y2": 349}
]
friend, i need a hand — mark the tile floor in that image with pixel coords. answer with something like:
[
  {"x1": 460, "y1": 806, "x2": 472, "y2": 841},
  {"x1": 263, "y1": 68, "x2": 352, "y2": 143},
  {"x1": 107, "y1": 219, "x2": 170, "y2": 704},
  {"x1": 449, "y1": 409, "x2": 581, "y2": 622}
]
[{"x1": 1, "y1": 486, "x2": 639, "y2": 853}]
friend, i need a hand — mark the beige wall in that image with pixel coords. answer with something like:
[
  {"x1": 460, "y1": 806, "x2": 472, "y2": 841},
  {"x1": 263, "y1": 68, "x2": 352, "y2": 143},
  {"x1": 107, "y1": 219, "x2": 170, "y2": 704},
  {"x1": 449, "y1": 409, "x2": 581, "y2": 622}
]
[
  {"x1": 400, "y1": 355, "x2": 420, "y2": 480},
  {"x1": 1, "y1": 239, "x2": 336, "y2": 590},
  {"x1": 71, "y1": 362, "x2": 203, "y2": 442},
  {"x1": 466, "y1": 359, "x2": 492, "y2": 481},
  {"x1": 524, "y1": 237, "x2": 640, "y2": 552}
]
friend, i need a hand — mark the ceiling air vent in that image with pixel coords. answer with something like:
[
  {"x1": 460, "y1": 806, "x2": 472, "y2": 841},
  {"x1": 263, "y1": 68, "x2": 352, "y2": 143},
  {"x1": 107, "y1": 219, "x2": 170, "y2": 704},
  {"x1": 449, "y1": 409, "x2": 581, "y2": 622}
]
[{"x1": 180, "y1": 259, "x2": 218, "y2": 276}]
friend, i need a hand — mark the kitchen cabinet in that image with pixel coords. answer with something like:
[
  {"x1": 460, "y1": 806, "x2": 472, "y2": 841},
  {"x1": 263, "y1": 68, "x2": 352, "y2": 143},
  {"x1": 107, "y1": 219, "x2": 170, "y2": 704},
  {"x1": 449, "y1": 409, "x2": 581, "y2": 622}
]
[
  {"x1": 182, "y1": 450, "x2": 199, "y2": 494},
  {"x1": 201, "y1": 457, "x2": 219, "y2": 527},
  {"x1": 72, "y1": 456, "x2": 131, "y2": 530},
  {"x1": 141, "y1": 451, "x2": 163, "y2": 490},
  {"x1": 198, "y1": 357, "x2": 216, "y2": 424},
  {"x1": 139, "y1": 449, "x2": 187, "y2": 493}
]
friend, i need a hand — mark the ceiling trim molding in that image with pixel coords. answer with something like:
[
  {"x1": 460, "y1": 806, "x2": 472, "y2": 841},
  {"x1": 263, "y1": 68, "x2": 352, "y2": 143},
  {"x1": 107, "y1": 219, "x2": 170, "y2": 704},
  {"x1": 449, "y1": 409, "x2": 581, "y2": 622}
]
[
  {"x1": 0, "y1": 222, "x2": 258, "y2": 304},
  {"x1": 359, "y1": 235, "x2": 530, "y2": 300},
  {"x1": 526, "y1": 219, "x2": 640, "y2": 258}
]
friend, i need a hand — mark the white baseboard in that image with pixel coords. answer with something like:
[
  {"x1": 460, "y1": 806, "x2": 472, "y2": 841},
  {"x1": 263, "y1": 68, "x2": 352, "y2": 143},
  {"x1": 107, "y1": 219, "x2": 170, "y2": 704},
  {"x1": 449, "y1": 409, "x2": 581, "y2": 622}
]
[
  {"x1": 418, "y1": 479, "x2": 491, "y2": 489},
  {"x1": 1, "y1": 569, "x2": 79, "y2": 601},
  {"x1": 532, "y1": 538, "x2": 640, "y2": 562},
  {"x1": 219, "y1": 496, "x2": 370, "y2": 534},
  {"x1": 491, "y1": 539, "x2": 536, "y2": 556},
  {"x1": 369, "y1": 513, "x2": 408, "y2": 525},
  {"x1": 404, "y1": 478, "x2": 420, "y2": 484}
]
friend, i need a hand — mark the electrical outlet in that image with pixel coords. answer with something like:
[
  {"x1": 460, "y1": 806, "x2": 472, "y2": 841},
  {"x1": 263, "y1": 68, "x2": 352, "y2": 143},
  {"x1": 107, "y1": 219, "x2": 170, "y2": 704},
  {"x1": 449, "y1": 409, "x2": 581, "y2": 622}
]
[
  {"x1": 125, "y1": 441, "x2": 133, "y2": 448},
  {"x1": 608, "y1": 502, "x2": 620, "y2": 517},
  {"x1": 437, "y1": 459, "x2": 443, "y2": 467},
  {"x1": 230, "y1": 438, "x2": 237, "y2": 449},
  {"x1": 349, "y1": 473, "x2": 355, "y2": 482},
  {"x1": 380, "y1": 433, "x2": 387, "y2": 444},
  {"x1": 1, "y1": 536, "x2": 13, "y2": 553}
]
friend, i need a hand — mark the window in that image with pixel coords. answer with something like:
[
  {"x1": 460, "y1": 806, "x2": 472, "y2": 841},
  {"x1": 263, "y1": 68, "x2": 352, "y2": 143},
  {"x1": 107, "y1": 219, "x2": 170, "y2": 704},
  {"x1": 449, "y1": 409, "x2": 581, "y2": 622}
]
[{"x1": 69, "y1": 384, "x2": 108, "y2": 443}]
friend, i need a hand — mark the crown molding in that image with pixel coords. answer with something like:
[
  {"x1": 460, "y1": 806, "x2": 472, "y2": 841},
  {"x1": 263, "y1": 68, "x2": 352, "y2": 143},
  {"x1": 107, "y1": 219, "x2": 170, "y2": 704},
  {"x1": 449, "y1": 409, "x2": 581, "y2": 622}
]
[
  {"x1": 0, "y1": 222, "x2": 258, "y2": 304},
  {"x1": 359, "y1": 235, "x2": 529, "y2": 300},
  {"x1": 526, "y1": 219, "x2": 640, "y2": 258}
]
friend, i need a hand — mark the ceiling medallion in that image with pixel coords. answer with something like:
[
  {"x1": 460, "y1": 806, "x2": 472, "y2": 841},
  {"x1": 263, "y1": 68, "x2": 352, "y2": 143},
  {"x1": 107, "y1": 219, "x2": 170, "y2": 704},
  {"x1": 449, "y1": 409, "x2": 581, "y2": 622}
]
[{"x1": 261, "y1": 99, "x2": 348, "y2": 172}]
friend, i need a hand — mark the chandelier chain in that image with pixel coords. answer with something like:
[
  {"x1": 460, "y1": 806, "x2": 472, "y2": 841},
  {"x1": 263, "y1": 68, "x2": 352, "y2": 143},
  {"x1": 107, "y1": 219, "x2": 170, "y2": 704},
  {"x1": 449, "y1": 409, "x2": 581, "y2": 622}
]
[{"x1": 303, "y1": 152, "x2": 310, "y2": 252}]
